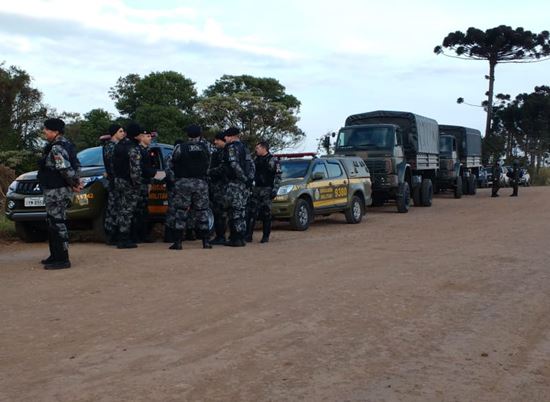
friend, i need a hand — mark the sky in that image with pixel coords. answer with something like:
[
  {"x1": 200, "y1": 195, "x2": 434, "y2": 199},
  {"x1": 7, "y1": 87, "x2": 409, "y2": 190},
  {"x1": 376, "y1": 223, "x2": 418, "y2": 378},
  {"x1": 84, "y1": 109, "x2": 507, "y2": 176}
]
[{"x1": 1, "y1": 0, "x2": 549, "y2": 150}]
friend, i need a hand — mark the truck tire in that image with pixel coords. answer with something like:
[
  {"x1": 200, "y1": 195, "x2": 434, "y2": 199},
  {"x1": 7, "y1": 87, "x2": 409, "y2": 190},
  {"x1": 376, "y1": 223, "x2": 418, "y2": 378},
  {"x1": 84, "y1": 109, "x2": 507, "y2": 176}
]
[
  {"x1": 290, "y1": 198, "x2": 312, "y2": 231},
  {"x1": 420, "y1": 179, "x2": 433, "y2": 207},
  {"x1": 468, "y1": 175, "x2": 477, "y2": 195},
  {"x1": 345, "y1": 195, "x2": 364, "y2": 224},
  {"x1": 412, "y1": 185, "x2": 422, "y2": 206},
  {"x1": 396, "y1": 182, "x2": 410, "y2": 213},
  {"x1": 15, "y1": 222, "x2": 48, "y2": 243},
  {"x1": 454, "y1": 176, "x2": 463, "y2": 199}
]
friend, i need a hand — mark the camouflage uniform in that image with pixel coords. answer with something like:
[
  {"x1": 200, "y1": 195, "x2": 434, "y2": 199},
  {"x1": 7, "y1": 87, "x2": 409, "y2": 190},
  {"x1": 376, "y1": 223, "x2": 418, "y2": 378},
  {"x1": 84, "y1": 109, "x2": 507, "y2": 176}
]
[
  {"x1": 102, "y1": 140, "x2": 117, "y2": 239},
  {"x1": 508, "y1": 161, "x2": 520, "y2": 197},
  {"x1": 164, "y1": 153, "x2": 177, "y2": 231},
  {"x1": 134, "y1": 144, "x2": 156, "y2": 242},
  {"x1": 37, "y1": 136, "x2": 80, "y2": 266},
  {"x1": 113, "y1": 137, "x2": 142, "y2": 246},
  {"x1": 246, "y1": 152, "x2": 281, "y2": 242},
  {"x1": 168, "y1": 139, "x2": 211, "y2": 249},
  {"x1": 223, "y1": 140, "x2": 253, "y2": 244},
  {"x1": 208, "y1": 146, "x2": 227, "y2": 241}
]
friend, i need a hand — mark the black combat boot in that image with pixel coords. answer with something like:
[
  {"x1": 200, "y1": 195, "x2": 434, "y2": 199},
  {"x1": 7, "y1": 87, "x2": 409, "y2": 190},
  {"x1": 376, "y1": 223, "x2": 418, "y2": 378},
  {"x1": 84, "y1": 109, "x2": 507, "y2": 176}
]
[
  {"x1": 44, "y1": 238, "x2": 71, "y2": 270},
  {"x1": 163, "y1": 226, "x2": 175, "y2": 243},
  {"x1": 210, "y1": 220, "x2": 226, "y2": 245},
  {"x1": 169, "y1": 230, "x2": 183, "y2": 250},
  {"x1": 41, "y1": 237, "x2": 56, "y2": 264},
  {"x1": 202, "y1": 237, "x2": 212, "y2": 249},
  {"x1": 225, "y1": 228, "x2": 244, "y2": 247},
  {"x1": 245, "y1": 217, "x2": 255, "y2": 243},
  {"x1": 117, "y1": 232, "x2": 138, "y2": 249},
  {"x1": 260, "y1": 220, "x2": 271, "y2": 243}
]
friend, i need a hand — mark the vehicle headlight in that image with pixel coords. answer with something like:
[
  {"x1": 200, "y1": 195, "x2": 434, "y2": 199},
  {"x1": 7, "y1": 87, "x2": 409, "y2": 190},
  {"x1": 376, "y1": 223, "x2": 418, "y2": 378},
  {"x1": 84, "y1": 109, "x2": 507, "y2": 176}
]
[
  {"x1": 277, "y1": 185, "x2": 295, "y2": 196},
  {"x1": 80, "y1": 175, "x2": 104, "y2": 188},
  {"x1": 6, "y1": 180, "x2": 18, "y2": 196}
]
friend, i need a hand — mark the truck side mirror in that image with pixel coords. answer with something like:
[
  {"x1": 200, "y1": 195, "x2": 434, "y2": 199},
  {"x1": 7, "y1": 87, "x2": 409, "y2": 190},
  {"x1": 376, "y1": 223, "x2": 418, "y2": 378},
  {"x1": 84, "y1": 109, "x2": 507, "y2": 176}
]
[{"x1": 396, "y1": 132, "x2": 403, "y2": 146}]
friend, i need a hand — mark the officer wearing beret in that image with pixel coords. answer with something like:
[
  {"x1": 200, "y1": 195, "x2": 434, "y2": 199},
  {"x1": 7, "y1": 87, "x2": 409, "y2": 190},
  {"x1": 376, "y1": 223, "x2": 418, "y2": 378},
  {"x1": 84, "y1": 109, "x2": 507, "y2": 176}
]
[
  {"x1": 102, "y1": 123, "x2": 126, "y2": 245},
  {"x1": 167, "y1": 124, "x2": 212, "y2": 250},
  {"x1": 37, "y1": 118, "x2": 81, "y2": 269},
  {"x1": 113, "y1": 122, "x2": 143, "y2": 248}
]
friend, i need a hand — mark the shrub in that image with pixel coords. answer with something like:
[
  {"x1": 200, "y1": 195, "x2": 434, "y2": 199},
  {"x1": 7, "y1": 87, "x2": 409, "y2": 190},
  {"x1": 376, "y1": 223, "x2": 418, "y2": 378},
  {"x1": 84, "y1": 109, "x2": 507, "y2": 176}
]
[
  {"x1": 532, "y1": 167, "x2": 550, "y2": 186},
  {"x1": 0, "y1": 150, "x2": 40, "y2": 175}
]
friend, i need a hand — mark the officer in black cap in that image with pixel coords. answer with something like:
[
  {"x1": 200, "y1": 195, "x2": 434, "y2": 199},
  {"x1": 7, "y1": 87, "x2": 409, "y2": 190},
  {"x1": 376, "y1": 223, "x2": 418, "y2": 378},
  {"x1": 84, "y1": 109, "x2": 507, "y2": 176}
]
[
  {"x1": 37, "y1": 118, "x2": 81, "y2": 269},
  {"x1": 112, "y1": 122, "x2": 143, "y2": 248},
  {"x1": 102, "y1": 123, "x2": 126, "y2": 244},
  {"x1": 134, "y1": 128, "x2": 156, "y2": 242},
  {"x1": 208, "y1": 131, "x2": 228, "y2": 245},
  {"x1": 167, "y1": 124, "x2": 212, "y2": 250}
]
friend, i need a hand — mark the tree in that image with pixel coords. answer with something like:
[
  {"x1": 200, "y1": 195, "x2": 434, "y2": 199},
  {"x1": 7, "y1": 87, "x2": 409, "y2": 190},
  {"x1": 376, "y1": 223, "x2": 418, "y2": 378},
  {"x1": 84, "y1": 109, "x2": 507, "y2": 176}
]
[
  {"x1": 434, "y1": 26, "x2": 550, "y2": 137},
  {"x1": 494, "y1": 86, "x2": 550, "y2": 171},
  {"x1": 64, "y1": 109, "x2": 113, "y2": 150},
  {"x1": 0, "y1": 63, "x2": 48, "y2": 151},
  {"x1": 197, "y1": 75, "x2": 304, "y2": 151},
  {"x1": 109, "y1": 71, "x2": 198, "y2": 143}
]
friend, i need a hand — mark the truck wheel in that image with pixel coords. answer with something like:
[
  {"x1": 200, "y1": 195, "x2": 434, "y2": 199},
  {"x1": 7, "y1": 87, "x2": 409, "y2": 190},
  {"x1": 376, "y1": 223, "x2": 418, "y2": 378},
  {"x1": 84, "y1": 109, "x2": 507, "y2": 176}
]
[
  {"x1": 15, "y1": 222, "x2": 48, "y2": 243},
  {"x1": 396, "y1": 182, "x2": 410, "y2": 213},
  {"x1": 412, "y1": 185, "x2": 422, "y2": 206},
  {"x1": 454, "y1": 176, "x2": 463, "y2": 199},
  {"x1": 290, "y1": 198, "x2": 312, "y2": 231},
  {"x1": 468, "y1": 175, "x2": 477, "y2": 195},
  {"x1": 421, "y1": 179, "x2": 433, "y2": 207},
  {"x1": 345, "y1": 195, "x2": 364, "y2": 224}
]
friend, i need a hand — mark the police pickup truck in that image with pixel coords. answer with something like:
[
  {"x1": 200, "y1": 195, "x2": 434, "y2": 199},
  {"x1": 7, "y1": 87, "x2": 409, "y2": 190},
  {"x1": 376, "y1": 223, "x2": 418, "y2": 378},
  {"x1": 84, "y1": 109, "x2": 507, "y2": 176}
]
[
  {"x1": 271, "y1": 153, "x2": 372, "y2": 230},
  {"x1": 4, "y1": 143, "x2": 172, "y2": 242}
]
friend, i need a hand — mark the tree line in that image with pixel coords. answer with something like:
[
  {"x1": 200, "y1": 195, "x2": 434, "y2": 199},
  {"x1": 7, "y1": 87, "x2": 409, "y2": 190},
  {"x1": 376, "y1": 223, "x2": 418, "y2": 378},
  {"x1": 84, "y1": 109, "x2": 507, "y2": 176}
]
[{"x1": 0, "y1": 65, "x2": 305, "y2": 156}]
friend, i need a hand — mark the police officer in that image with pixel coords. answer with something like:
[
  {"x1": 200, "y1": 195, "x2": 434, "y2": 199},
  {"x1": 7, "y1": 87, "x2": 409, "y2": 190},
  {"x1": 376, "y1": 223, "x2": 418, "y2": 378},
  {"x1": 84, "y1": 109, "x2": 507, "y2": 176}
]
[
  {"x1": 113, "y1": 122, "x2": 143, "y2": 248},
  {"x1": 37, "y1": 118, "x2": 81, "y2": 269},
  {"x1": 168, "y1": 124, "x2": 212, "y2": 250},
  {"x1": 491, "y1": 160, "x2": 502, "y2": 198},
  {"x1": 508, "y1": 159, "x2": 521, "y2": 197},
  {"x1": 246, "y1": 141, "x2": 281, "y2": 243},
  {"x1": 163, "y1": 139, "x2": 183, "y2": 243},
  {"x1": 103, "y1": 124, "x2": 126, "y2": 245},
  {"x1": 222, "y1": 127, "x2": 251, "y2": 247},
  {"x1": 134, "y1": 129, "x2": 156, "y2": 242},
  {"x1": 208, "y1": 131, "x2": 227, "y2": 245}
]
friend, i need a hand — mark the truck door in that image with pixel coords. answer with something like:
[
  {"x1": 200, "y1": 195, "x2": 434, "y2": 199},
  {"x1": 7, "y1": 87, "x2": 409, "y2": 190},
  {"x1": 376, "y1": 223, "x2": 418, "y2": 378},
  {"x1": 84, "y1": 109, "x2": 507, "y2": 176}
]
[
  {"x1": 307, "y1": 161, "x2": 334, "y2": 209},
  {"x1": 326, "y1": 160, "x2": 349, "y2": 207}
]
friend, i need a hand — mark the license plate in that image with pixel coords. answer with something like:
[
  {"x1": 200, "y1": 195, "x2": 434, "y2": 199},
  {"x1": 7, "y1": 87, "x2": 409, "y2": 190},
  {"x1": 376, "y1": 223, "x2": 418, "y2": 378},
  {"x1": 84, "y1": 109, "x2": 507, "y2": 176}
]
[{"x1": 24, "y1": 197, "x2": 45, "y2": 207}]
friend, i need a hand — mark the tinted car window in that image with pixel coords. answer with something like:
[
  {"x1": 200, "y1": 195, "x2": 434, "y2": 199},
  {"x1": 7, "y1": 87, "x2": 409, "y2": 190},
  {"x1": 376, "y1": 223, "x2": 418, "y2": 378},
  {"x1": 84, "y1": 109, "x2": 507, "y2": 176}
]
[
  {"x1": 326, "y1": 161, "x2": 344, "y2": 178},
  {"x1": 281, "y1": 160, "x2": 311, "y2": 179},
  {"x1": 77, "y1": 147, "x2": 104, "y2": 167},
  {"x1": 312, "y1": 162, "x2": 328, "y2": 179}
]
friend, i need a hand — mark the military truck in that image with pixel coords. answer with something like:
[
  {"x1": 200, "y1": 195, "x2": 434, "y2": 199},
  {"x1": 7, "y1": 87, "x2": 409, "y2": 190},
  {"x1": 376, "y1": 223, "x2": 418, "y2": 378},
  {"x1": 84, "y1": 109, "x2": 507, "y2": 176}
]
[
  {"x1": 4, "y1": 143, "x2": 172, "y2": 242},
  {"x1": 271, "y1": 154, "x2": 372, "y2": 230},
  {"x1": 436, "y1": 125, "x2": 482, "y2": 197},
  {"x1": 334, "y1": 110, "x2": 439, "y2": 213}
]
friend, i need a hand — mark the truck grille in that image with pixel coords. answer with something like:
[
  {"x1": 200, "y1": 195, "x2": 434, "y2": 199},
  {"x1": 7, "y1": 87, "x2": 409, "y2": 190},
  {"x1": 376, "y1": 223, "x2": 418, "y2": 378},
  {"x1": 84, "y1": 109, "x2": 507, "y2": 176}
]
[
  {"x1": 16, "y1": 181, "x2": 42, "y2": 195},
  {"x1": 365, "y1": 160, "x2": 386, "y2": 174}
]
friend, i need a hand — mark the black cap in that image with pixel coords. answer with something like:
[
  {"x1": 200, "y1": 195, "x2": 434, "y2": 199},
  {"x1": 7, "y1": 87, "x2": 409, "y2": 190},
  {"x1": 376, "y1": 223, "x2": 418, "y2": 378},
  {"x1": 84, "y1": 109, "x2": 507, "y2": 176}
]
[
  {"x1": 126, "y1": 122, "x2": 143, "y2": 139},
  {"x1": 44, "y1": 118, "x2": 65, "y2": 133},
  {"x1": 185, "y1": 124, "x2": 202, "y2": 138},
  {"x1": 214, "y1": 131, "x2": 226, "y2": 141},
  {"x1": 223, "y1": 127, "x2": 240, "y2": 137},
  {"x1": 108, "y1": 123, "x2": 123, "y2": 136}
]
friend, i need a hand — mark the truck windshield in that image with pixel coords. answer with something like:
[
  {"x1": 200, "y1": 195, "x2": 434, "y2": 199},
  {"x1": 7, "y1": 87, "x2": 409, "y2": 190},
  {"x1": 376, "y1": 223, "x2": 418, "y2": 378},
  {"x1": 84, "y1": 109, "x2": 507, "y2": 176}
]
[
  {"x1": 336, "y1": 126, "x2": 394, "y2": 150},
  {"x1": 77, "y1": 147, "x2": 104, "y2": 167},
  {"x1": 439, "y1": 137, "x2": 454, "y2": 155},
  {"x1": 280, "y1": 160, "x2": 311, "y2": 179}
]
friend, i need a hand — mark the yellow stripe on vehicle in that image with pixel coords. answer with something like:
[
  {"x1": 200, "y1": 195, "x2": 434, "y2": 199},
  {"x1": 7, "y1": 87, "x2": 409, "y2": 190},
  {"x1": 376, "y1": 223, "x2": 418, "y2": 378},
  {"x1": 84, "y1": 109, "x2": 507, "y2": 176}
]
[{"x1": 313, "y1": 197, "x2": 348, "y2": 207}]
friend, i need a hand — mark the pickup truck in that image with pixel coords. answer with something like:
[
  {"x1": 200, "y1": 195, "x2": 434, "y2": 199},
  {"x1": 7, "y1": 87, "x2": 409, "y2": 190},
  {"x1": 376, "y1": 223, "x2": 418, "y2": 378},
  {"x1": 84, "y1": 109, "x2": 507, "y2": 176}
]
[
  {"x1": 4, "y1": 143, "x2": 173, "y2": 242},
  {"x1": 271, "y1": 154, "x2": 372, "y2": 230}
]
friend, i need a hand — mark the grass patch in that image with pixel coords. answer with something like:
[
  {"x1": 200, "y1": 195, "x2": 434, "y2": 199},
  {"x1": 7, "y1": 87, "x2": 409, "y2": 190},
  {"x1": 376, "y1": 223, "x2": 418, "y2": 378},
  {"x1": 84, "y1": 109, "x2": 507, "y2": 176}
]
[
  {"x1": 0, "y1": 214, "x2": 17, "y2": 241},
  {"x1": 532, "y1": 167, "x2": 550, "y2": 186}
]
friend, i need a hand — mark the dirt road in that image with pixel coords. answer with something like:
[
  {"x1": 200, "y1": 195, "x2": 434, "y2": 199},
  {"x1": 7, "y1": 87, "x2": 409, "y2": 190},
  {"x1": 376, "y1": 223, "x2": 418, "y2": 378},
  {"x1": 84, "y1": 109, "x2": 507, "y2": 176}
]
[{"x1": 1, "y1": 187, "x2": 549, "y2": 402}]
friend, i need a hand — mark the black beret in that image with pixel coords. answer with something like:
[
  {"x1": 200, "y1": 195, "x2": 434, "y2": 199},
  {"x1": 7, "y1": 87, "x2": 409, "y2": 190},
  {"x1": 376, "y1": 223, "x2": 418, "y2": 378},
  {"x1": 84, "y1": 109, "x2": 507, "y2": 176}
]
[
  {"x1": 185, "y1": 124, "x2": 202, "y2": 138},
  {"x1": 126, "y1": 122, "x2": 143, "y2": 139},
  {"x1": 223, "y1": 127, "x2": 240, "y2": 137},
  {"x1": 214, "y1": 131, "x2": 226, "y2": 141},
  {"x1": 44, "y1": 118, "x2": 65, "y2": 133},
  {"x1": 108, "y1": 123, "x2": 123, "y2": 136}
]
